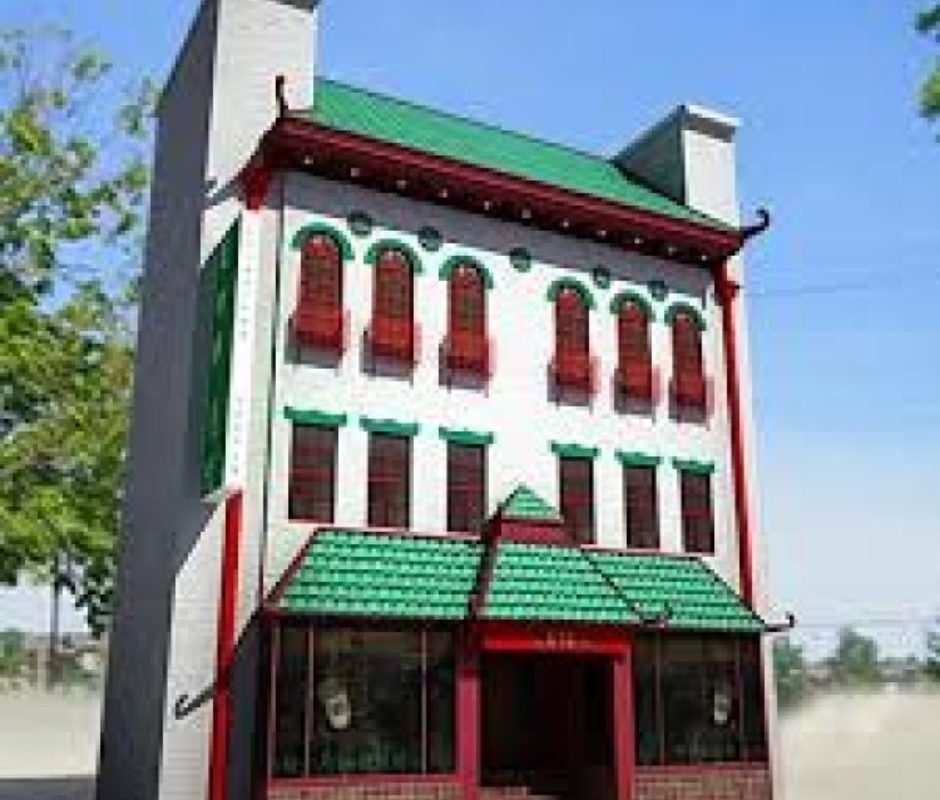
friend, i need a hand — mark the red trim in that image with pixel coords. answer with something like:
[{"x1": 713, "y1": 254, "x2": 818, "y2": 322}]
[
  {"x1": 480, "y1": 621, "x2": 629, "y2": 656},
  {"x1": 716, "y1": 263, "x2": 755, "y2": 607},
  {"x1": 456, "y1": 637, "x2": 480, "y2": 800},
  {"x1": 613, "y1": 648, "x2": 636, "y2": 800},
  {"x1": 260, "y1": 119, "x2": 745, "y2": 264},
  {"x1": 208, "y1": 490, "x2": 243, "y2": 800},
  {"x1": 242, "y1": 160, "x2": 273, "y2": 211}
]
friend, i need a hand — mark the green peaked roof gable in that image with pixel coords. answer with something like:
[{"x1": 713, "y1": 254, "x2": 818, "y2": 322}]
[
  {"x1": 499, "y1": 485, "x2": 562, "y2": 522},
  {"x1": 305, "y1": 79, "x2": 733, "y2": 233}
]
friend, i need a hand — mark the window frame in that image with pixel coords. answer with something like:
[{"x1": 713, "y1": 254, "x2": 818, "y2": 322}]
[
  {"x1": 367, "y1": 432, "x2": 412, "y2": 529},
  {"x1": 679, "y1": 470, "x2": 715, "y2": 554},
  {"x1": 446, "y1": 441, "x2": 487, "y2": 534},
  {"x1": 288, "y1": 423, "x2": 339, "y2": 524},
  {"x1": 616, "y1": 301, "x2": 653, "y2": 399},
  {"x1": 623, "y1": 464, "x2": 660, "y2": 550},
  {"x1": 558, "y1": 455, "x2": 595, "y2": 544},
  {"x1": 671, "y1": 312, "x2": 706, "y2": 409}
]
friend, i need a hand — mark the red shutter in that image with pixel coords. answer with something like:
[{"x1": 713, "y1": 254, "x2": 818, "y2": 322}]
[
  {"x1": 559, "y1": 456, "x2": 595, "y2": 544},
  {"x1": 624, "y1": 465, "x2": 659, "y2": 549},
  {"x1": 288, "y1": 424, "x2": 337, "y2": 522},
  {"x1": 671, "y1": 314, "x2": 706, "y2": 409},
  {"x1": 617, "y1": 303, "x2": 653, "y2": 401},
  {"x1": 446, "y1": 442, "x2": 486, "y2": 533},
  {"x1": 680, "y1": 472, "x2": 714, "y2": 554},
  {"x1": 552, "y1": 288, "x2": 594, "y2": 393},
  {"x1": 445, "y1": 264, "x2": 489, "y2": 376},
  {"x1": 370, "y1": 249, "x2": 417, "y2": 363},
  {"x1": 292, "y1": 235, "x2": 346, "y2": 353},
  {"x1": 367, "y1": 433, "x2": 411, "y2": 528}
]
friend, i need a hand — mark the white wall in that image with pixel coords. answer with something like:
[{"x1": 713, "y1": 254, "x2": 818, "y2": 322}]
[{"x1": 261, "y1": 174, "x2": 741, "y2": 592}]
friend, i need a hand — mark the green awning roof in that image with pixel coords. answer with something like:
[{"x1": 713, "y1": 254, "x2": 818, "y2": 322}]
[
  {"x1": 499, "y1": 484, "x2": 562, "y2": 522},
  {"x1": 273, "y1": 530, "x2": 763, "y2": 634},
  {"x1": 304, "y1": 79, "x2": 733, "y2": 234}
]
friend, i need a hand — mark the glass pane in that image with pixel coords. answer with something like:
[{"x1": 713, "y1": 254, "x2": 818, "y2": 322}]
[
  {"x1": 426, "y1": 631, "x2": 457, "y2": 772},
  {"x1": 313, "y1": 629, "x2": 423, "y2": 775},
  {"x1": 289, "y1": 425, "x2": 337, "y2": 522},
  {"x1": 273, "y1": 625, "x2": 309, "y2": 778},
  {"x1": 633, "y1": 636, "x2": 661, "y2": 766}
]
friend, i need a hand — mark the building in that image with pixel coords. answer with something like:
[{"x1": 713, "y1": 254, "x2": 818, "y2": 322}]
[{"x1": 97, "y1": 2, "x2": 778, "y2": 799}]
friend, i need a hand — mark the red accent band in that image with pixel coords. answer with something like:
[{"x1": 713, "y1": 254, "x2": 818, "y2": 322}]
[
  {"x1": 480, "y1": 621, "x2": 629, "y2": 657},
  {"x1": 717, "y1": 264, "x2": 755, "y2": 607},
  {"x1": 208, "y1": 490, "x2": 243, "y2": 800}
]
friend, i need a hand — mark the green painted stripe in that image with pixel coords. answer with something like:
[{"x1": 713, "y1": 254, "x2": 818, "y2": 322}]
[
  {"x1": 672, "y1": 457, "x2": 716, "y2": 475},
  {"x1": 545, "y1": 276, "x2": 596, "y2": 309},
  {"x1": 610, "y1": 289, "x2": 656, "y2": 321},
  {"x1": 550, "y1": 441, "x2": 600, "y2": 460},
  {"x1": 664, "y1": 300, "x2": 707, "y2": 331},
  {"x1": 363, "y1": 238, "x2": 423, "y2": 274},
  {"x1": 439, "y1": 426, "x2": 495, "y2": 446},
  {"x1": 360, "y1": 416, "x2": 420, "y2": 437},
  {"x1": 438, "y1": 254, "x2": 495, "y2": 289},
  {"x1": 290, "y1": 221, "x2": 354, "y2": 259},
  {"x1": 615, "y1": 450, "x2": 662, "y2": 467},
  {"x1": 284, "y1": 405, "x2": 348, "y2": 428}
]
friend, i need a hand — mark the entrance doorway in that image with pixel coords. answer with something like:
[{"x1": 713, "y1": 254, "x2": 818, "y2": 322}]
[{"x1": 481, "y1": 654, "x2": 615, "y2": 800}]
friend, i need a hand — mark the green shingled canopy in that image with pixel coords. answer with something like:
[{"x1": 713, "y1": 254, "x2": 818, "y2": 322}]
[
  {"x1": 273, "y1": 530, "x2": 763, "y2": 634},
  {"x1": 499, "y1": 484, "x2": 562, "y2": 522},
  {"x1": 304, "y1": 79, "x2": 733, "y2": 233}
]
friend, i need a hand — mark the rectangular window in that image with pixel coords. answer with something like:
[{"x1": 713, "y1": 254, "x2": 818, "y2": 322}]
[
  {"x1": 368, "y1": 433, "x2": 411, "y2": 528},
  {"x1": 559, "y1": 456, "x2": 595, "y2": 544},
  {"x1": 624, "y1": 465, "x2": 659, "y2": 549},
  {"x1": 633, "y1": 634, "x2": 768, "y2": 767},
  {"x1": 680, "y1": 471, "x2": 714, "y2": 554},
  {"x1": 447, "y1": 442, "x2": 486, "y2": 534},
  {"x1": 289, "y1": 424, "x2": 338, "y2": 523},
  {"x1": 270, "y1": 626, "x2": 457, "y2": 778}
]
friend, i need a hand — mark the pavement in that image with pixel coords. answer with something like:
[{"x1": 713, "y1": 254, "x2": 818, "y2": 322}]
[{"x1": 0, "y1": 779, "x2": 94, "y2": 800}]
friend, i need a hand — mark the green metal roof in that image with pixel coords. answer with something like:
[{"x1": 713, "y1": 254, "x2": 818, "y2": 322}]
[
  {"x1": 306, "y1": 79, "x2": 733, "y2": 233},
  {"x1": 483, "y1": 543, "x2": 763, "y2": 632},
  {"x1": 278, "y1": 530, "x2": 483, "y2": 620},
  {"x1": 499, "y1": 485, "x2": 563, "y2": 522},
  {"x1": 274, "y1": 531, "x2": 762, "y2": 634}
]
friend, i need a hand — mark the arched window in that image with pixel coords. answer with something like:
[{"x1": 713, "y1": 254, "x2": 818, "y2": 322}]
[
  {"x1": 370, "y1": 248, "x2": 416, "y2": 362},
  {"x1": 617, "y1": 301, "x2": 653, "y2": 401},
  {"x1": 293, "y1": 234, "x2": 344, "y2": 352},
  {"x1": 671, "y1": 312, "x2": 706, "y2": 410},
  {"x1": 552, "y1": 286, "x2": 593, "y2": 393},
  {"x1": 445, "y1": 263, "x2": 488, "y2": 375}
]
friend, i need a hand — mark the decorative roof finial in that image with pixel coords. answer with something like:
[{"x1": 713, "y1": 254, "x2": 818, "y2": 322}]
[
  {"x1": 741, "y1": 207, "x2": 771, "y2": 241},
  {"x1": 275, "y1": 74, "x2": 288, "y2": 118}
]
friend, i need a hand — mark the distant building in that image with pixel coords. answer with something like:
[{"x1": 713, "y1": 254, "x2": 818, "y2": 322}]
[{"x1": 98, "y1": 2, "x2": 777, "y2": 799}]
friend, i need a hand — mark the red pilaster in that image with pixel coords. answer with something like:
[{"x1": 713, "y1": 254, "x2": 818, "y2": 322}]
[
  {"x1": 457, "y1": 635, "x2": 480, "y2": 800},
  {"x1": 613, "y1": 646, "x2": 636, "y2": 800},
  {"x1": 716, "y1": 262, "x2": 756, "y2": 607},
  {"x1": 208, "y1": 490, "x2": 243, "y2": 800}
]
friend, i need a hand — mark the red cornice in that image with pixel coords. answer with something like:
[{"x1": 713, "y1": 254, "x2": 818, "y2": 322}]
[{"x1": 251, "y1": 117, "x2": 747, "y2": 267}]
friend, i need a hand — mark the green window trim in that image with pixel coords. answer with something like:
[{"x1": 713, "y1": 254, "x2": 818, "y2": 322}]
[
  {"x1": 360, "y1": 416, "x2": 421, "y2": 437},
  {"x1": 364, "y1": 238, "x2": 424, "y2": 274},
  {"x1": 615, "y1": 450, "x2": 662, "y2": 468},
  {"x1": 664, "y1": 301, "x2": 707, "y2": 331},
  {"x1": 550, "y1": 441, "x2": 600, "y2": 460},
  {"x1": 290, "y1": 222, "x2": 354, "y2": 260},
  {"x1": 284, "y1": 405, "x2": 348, "y2": 428},
  {"x1": 672, "y1": 457, "x2": 716, "y2": 476},
  {"x1": 545, "y1": 277, "x2": 596, "y2": 310},
  {"x1": 439, "y1": 426, "x2": 495, "y2": 447},
  {"x1": 438, "y1": 254, "x2": 495, "y2": 289},
  {"x1": 610, "y1": 290, "x2": 656, "y2": 321}
]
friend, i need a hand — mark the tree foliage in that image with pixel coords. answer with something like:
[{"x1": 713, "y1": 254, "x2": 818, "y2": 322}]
[
  {"x1": 773, "y1": 637, "x2": 807, "y2": 711},
  {"x1": 830, "y1": 627, "x2": 882, "y2": 687},
  {"x1": 925, "y1": 622, "x2": 940, "y2": 682},
  {"x1": 0, "y1": 28, "x2": 153, "y2": 635},
  {"x1": 917, "y1": 5, "x2": 940, "y2": 121}
]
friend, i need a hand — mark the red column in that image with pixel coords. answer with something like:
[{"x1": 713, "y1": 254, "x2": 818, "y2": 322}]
[
  {"x1": 457, "y1": 635, "x2": 481, "y2": 800},
  {"x1": 612, "y1": 647, "x2": 635, "y2": 800}
]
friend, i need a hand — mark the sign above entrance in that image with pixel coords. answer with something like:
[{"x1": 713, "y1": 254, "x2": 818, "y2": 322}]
[{"x1": 481, "y1": 623, "x2": 629, "y2": 657}]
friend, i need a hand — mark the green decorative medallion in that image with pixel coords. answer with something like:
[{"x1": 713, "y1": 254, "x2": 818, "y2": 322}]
[
  {"x1": 418, "y1": 226, "x2": 443, "y2": 252},
  {"x1": 509, "y1": 247, "x2": 532, "y2": 272},
  {"x1": 591, "y1": 266, "x2": 612, "y2": 289},
  {"x1": 648, "y1": 279, "x2": 668, "y2": 302},
  {"x1": 347, "y1": 210, "x2": 373, "y2": 237}
]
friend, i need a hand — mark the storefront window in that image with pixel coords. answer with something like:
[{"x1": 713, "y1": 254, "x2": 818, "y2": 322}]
[
  {"x1": 633, "y1": 634, "x2": 767, "y2": 766},
  {"x1": 270, "y1": 626, "x2": 456, "y2": 778}
]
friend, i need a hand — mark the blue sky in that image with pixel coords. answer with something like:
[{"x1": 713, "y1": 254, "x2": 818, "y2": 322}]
[{"x1": 1, "y1": 1, "x2": 938, "y2": 655}]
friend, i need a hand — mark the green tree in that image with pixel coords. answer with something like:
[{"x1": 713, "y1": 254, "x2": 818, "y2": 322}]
[
  {"x1": 773, "y1": 637, "x2": 807, "y2": 711},
  {"x1": 0, "y1": 28, "x2": 153, "y2": 636},
  {"x1": 830, "y1": 628, "x2": 882, "y2": 687},
  {"x1": 917, "y1": 6, "x2": 940, "y2": 122}
]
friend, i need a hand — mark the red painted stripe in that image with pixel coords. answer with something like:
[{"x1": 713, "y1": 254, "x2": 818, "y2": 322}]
[
  {"x1": 717, "y1": 263, "x2": 755, "y2": 607},
  {"x1": 208, "y1": 490, "x2": 243, "y2": 800}
]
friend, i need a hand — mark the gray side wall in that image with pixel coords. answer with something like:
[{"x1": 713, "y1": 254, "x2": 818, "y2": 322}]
[{"x1": 96, "y1": 3, "x2": 220, "y2": 799}]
